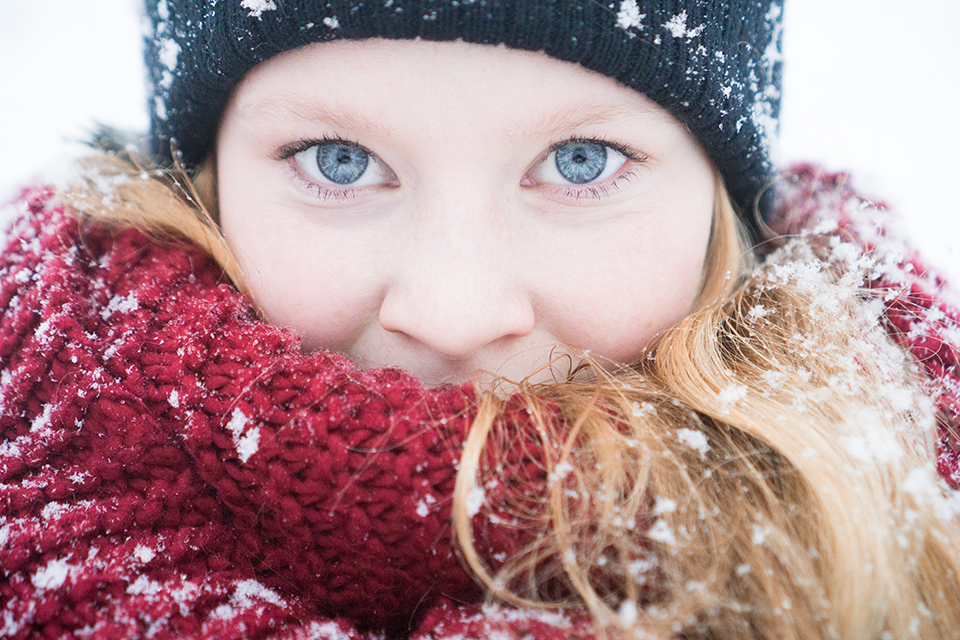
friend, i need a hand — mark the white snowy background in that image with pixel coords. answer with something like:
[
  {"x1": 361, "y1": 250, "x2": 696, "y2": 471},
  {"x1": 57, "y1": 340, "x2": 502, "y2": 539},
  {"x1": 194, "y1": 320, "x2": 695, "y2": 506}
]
[{"x1": 1, "y1": 0, "x2": 958, "y2": 279}]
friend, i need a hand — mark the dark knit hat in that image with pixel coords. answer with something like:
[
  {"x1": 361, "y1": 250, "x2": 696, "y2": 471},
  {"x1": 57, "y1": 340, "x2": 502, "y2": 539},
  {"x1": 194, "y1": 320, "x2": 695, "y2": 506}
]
[{"x1": 144, "y1": 0, "x2": 783, "y2": 223}]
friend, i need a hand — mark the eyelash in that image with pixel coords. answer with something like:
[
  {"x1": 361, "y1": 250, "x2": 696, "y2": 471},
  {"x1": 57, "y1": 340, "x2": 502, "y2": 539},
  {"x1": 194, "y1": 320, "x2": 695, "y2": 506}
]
[
  {"x1": 557, "y1": 176, "x2": 636, "y2": 201},
  {"x1": 543, "y1": 136, "x2": 648, "y2": 201},
  {"x1": 275, "y1": 135, "x2": 648, "y2": 203},
  {"x1": 275, "y1": 136, "x2": 381, "y2": 201}
]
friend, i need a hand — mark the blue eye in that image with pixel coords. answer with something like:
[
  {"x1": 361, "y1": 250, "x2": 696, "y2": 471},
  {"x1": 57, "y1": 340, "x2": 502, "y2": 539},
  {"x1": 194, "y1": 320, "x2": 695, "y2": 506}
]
[
  {"x1": 316, "y1": 142, "x2": 369, "y2": 184},
  {"x1": 554, "y1": 140, "x2": 608, "y2": 184},
  {"x1": 530, "y1": 139, "x2": 630, "y2": 188},
  {"x1": 292, "y1": 140, "x2": 389, "y2": 188}
]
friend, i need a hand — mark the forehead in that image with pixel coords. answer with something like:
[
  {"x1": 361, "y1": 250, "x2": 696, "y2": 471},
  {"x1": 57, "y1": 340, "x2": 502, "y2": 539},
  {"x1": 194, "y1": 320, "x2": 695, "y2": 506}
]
[{"x1": 228, "y1": 39, "x2": 687, "y2": 143}]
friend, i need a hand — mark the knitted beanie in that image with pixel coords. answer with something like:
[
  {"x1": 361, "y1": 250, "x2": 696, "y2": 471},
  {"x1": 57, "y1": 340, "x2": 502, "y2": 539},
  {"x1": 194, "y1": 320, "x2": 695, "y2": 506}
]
[{"x1": 144, "y1": 0, "x2": 784, "y2": 223}]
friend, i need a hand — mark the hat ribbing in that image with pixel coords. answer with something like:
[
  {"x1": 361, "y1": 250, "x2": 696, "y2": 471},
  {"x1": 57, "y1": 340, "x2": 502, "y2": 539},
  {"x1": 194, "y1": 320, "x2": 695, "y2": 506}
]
[{"x1": 144, "y1": 0, "x2": 784, "y2": 224}]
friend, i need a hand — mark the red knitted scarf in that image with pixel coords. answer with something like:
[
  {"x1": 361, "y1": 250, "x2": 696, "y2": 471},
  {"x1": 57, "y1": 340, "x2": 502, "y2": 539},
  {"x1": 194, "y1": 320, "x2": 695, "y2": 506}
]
[{"x1": 0, "y1": 165, "x2": 958, "y2": 638}]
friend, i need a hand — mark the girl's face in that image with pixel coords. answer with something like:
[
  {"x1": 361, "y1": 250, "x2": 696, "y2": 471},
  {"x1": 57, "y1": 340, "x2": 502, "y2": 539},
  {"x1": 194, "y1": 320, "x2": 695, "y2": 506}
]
[{"x1": 217, "y1": 39, "x2": 716, "y2": 385}]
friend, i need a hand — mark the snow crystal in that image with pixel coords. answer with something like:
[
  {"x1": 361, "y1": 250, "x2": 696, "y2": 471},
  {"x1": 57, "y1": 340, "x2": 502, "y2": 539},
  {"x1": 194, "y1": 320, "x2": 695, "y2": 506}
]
[
  {"x1": 34, "y1": 318, "x2": 54, "y2": 346},
  {"x1": 101, "y1": 292, "x2": 139, "y2": 320},
  {"x1": 615, "y1": 0, "x2": 644, "y2": 31},
  {"x1": 41, "y1": 501, "x2": 84, "y2": 522},
  {"x1": 156, "y1": 37, "x2": 180, "y2": 89},
  {"x1": 0, "y1": 523, "x2": 10, "y2": 550},
  {"x1": 466, "y1": 483, "x2": 485, "y2": 517},
  {"x1": 548, "y1": 460, "x2": 574, "y2": 485},
  {"x1": 13, "y1": 268, "x2": 32, "y2": 284},
  {"x1": 647, "y1": 519, "x2": 676, "y2": 545},
  {"x1": 415, "y1": 493, "x2": 437, "y2": 518},
  {"x1": 80, "y1": 167, "x2": 130, "y2": 207},
  {"x1": 241, "y1": 0, "x2": 277, "y2": 18},
  {"x1": 133, "y1": 544, "x2": 156, "y2": 564},
  {"x1": 909, "y1": 617, "x2": 920, "y2": 635},
  {"x1": 829, "y1": 238, "x2": 864, "y2": 268},
  {"x1": 154, "y1": 96, "x2": 168, "y2": 121},
  {"x1": 902, "y1": 468, "x2": 960, "y2": 521},
  {"x1": 716, "y1": 382, "x2": 749, "y2": 413},
  {"x1": 103, "y1": 335, "x2": 128, "y2": 361},
  {"x1": 653, "y1": 496, "x2": 677, "y2": 515},
  {"x1": 617, "y1": 600, "x2": 638, "y2": 627},
  {"x1": 841, "y1": 427, "x2": 903, "y2": 465},
  {"x1": 170, "y1": 581, "x2": 200, "y2": 617},
  {"x1": 226, "y1": 409, "x2": 260, "y2": 464},
  {"x1": 631, "y1": 401, "x2": 655, "y2": 418},
  {"x1": 226, "y1": 408, "x2": 248, "y2": 437},
  {"x1": 736, "y1": 563, "x2": 751, "y2": 576},
  {"x1": 760, "y1": 370, "x2": 787, "y2": 389},
  {"x1": 903, "y1": 468, "x2": 938, "y2": 505},
  {"x1": 812, "y1": 218, "x2": 840, "y2": 235},
  {"x1": 884, "y1": 385, "x2": 917, "y2": 413},
  {"x1": 127, "y1": 574, "x2": 162, "y2": 597},
  {"x1": 158, "y1": 38, "x2": 180, "y2": 71},
  {"x1": 767, "y1": 258, "x2": 825, "y2": 287},
  {"x1": 627, "y1": 557, "x2": 657, "y2": 582},
  {"x1": 751, "y1": 524, "x2": 772, "y2": 545},
  {"x1": 676, "y1": 428, "x2": 709, "y2": 458},
  {"x1": 718, "y1": 383, "x2": 748, "y2": 409},
  {"x1": 746, "y1": 304, "x2": 771, "y2": 322},
  {"x1": 232, "y1": 579, "x2": 285, "y2": 608},
  {"x1": 30, "y1": 403, "x2": 53, "y2": 433},
  {"x1": 749, "y1": 2, "x2": 783, "y2": 157},
  {"x1": 210, "y1": 604, "x2": 235, "y2": 620},
  {"x1": 663, "y1": 11, "x2": 705, "y2": 39},
  {"x1": 168, "y1": 389, "x2": 180, "y2": 408},
  {"x1": 480, "y1": 603, "x2": 573, "y2": 628},
  {"x1": 236, "y1": 432, "x2": 264, "y2": 466},
  {"x1": 685, "y1": 580, "x2": 707, "y2": 593},
  {"x1": 323, "y1": 16, "x2": 340, "y2": 29},
  {"x1": 303, "y1": 621, "x2": 357, "y2": 640},
  {"x1": 32, "y1": 558, "x2": 71, "y2": 590}
]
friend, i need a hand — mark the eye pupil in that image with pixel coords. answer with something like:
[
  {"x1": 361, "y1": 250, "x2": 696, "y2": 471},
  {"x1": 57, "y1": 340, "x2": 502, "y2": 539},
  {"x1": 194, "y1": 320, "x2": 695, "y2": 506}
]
[
  {"x1": 555, "y1": 141, "x2": 607, "y2": 184},
  {"x1": 317, "y1": 142, "x2": 369, "y2": 184}
]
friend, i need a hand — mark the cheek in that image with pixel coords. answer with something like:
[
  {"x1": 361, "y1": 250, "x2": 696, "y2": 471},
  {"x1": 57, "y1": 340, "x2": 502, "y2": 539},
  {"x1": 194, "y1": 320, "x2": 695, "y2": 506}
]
[
  {"x1": 218, "y1": 198, "x2": 385, "y2": 353},
  {"x1": 538, "y1": 211, "x2": 713, "y2": 364}
]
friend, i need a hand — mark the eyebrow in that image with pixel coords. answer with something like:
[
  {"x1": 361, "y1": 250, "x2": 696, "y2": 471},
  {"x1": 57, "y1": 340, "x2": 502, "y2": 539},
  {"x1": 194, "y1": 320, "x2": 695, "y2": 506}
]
[
  {"x1": 522, "y1": 101, "x2": 659, "y2": 138},
  {"x1": 240, "y1": 92, "x2": 658, "y2": 140},
  {"x1": 240, "y1": 93, "x2": 391, "y2": 137}
]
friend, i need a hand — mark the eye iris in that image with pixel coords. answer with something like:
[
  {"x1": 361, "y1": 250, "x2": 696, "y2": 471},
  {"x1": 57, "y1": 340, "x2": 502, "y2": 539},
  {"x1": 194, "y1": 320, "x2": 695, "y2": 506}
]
[
  {"x1": 554, "y1": 141, "x2": 607, "y2": 184},
  {"x1": 316, "y1": 142, "x2": 369, "y2": 184}
]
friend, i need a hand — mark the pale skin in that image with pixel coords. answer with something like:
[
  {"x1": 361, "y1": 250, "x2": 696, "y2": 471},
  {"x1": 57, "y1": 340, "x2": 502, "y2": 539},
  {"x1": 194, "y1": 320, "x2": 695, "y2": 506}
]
[{"x1": 216, "y1": 39, "x2": 716, "y2": 386}]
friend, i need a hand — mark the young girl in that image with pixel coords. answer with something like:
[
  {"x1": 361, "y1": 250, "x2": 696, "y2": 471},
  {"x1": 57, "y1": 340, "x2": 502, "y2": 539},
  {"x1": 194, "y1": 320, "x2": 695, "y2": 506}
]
[{"x1": 2, "y1": 1, "x2": 960, "y2": 638}]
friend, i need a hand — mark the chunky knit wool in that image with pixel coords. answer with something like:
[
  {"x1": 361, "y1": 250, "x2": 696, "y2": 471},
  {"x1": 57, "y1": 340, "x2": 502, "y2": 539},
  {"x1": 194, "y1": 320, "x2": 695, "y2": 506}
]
[
  {"x1": 0, "y1": 166, "x2": 959, "y2": 638},
  {"x1": 144, "y1": 0, "x2": 783, "y2": 225}
]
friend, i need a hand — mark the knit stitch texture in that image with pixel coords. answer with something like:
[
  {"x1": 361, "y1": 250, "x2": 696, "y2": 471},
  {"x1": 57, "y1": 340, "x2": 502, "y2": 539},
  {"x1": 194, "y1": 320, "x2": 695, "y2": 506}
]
[{"x1": 0, "y1": 166, "x2": 958, "y2": 638}]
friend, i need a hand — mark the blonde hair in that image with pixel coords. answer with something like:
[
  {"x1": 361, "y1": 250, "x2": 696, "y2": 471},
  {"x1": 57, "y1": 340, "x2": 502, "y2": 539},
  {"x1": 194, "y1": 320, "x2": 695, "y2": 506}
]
[{"x1": 67, "y1": 151, "x2": 960, "y2": 639}]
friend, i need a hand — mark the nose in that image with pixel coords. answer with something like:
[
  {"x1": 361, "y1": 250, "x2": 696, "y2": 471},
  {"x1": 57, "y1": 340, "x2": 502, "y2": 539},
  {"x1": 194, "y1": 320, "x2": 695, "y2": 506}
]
[{"x1": 377, "y1": 197, "x2": 535, "y2": 362}]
